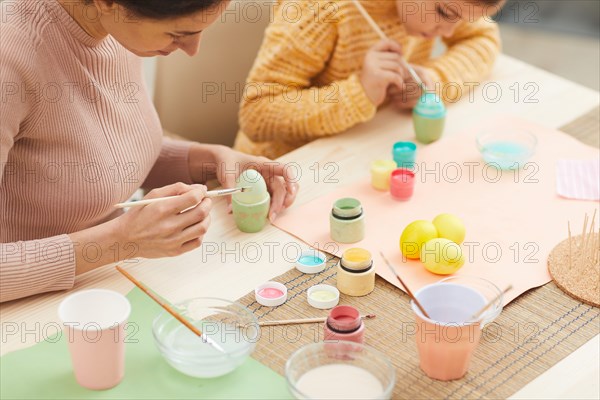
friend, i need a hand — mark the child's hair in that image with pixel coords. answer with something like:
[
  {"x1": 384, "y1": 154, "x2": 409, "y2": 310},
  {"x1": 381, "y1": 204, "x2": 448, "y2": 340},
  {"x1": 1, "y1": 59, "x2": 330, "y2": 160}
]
[{"x1": 84, "y1": 0, "x2": 224, "y2": 19}]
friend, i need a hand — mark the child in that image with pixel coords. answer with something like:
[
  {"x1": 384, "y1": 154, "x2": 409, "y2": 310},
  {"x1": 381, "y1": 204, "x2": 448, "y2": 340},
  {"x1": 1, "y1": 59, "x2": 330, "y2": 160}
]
[{"x1": 235, "y1": 0, "x2": 504, "y2": 159}]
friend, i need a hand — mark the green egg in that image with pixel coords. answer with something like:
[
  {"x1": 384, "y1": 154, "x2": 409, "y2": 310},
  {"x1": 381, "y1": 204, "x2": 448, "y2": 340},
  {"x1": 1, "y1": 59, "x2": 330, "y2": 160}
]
[{"x1": 233, "y1": 169, "x2": 268, "y2": 204}]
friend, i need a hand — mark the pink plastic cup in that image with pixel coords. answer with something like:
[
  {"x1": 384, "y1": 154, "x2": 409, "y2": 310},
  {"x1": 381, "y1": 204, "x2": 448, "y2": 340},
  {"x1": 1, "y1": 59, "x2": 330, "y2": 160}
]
[
  {"x1": 58, "y1": 289, "x2": 131, "y2": 390},
  {"x1": 390, "y1": 168, "x2": 415, "y2": 201},
  {"x1": 410, "y1": 277, "x2": 503, "y2": 381}
]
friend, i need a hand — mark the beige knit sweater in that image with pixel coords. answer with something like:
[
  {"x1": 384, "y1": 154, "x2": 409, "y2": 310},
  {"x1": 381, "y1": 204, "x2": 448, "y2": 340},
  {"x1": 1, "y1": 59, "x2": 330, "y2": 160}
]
[
  {"x1": 235, "y1": 0, "x2": 501, "y2": 159},
  {"x1": 0, "y1": 0, "x2": 193, "y2": 302}
]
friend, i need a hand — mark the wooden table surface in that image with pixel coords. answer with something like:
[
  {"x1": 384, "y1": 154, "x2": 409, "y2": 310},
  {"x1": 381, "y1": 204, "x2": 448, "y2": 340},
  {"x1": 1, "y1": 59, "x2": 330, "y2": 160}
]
[{"x1": 1, "y1": 54, "x2": 599, "y2": 398}]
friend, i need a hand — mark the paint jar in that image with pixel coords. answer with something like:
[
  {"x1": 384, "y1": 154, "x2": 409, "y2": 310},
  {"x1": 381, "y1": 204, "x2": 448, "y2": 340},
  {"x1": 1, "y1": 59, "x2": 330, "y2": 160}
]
[
  {"x1": 392, "y1": 141, "x2": 417, "y2": 169},
  {"x1": 295, "y1": 249, "x2": 327, "y2": 274},
  {"x1": 307, "y1": 284, "x2": 340, "y2": 309},
  {"x1": 390, "y1": 168, "x2": 416, "y2": 201},
  {"x1": 336, "y1": 248, "x2": 375, "y2": 296},
  {"x1": 413, "y1": 92, "x2": 446, "y2": 144},
  {"x1": 370, "y1": 160, "x2": 396, "y2": 191},
  {"x1": 323, "y1": 305, "x2": 365, "y2": 344},
  {"x1": 330, "y1": 198, "x2": 365, "y2": 244},
  {"x1": 255, "y1": 281, "x2": 287, "y2": 307},
  {"x1": 232, "y1": 169, "x2": 270, "y2": 233}
]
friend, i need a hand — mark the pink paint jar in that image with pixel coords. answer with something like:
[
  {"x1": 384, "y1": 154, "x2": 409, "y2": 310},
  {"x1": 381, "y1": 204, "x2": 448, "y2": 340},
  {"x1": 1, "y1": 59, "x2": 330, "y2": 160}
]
[
  {"x1": 323, "y1": 305, "x2": 365, "y2": 344},
  {"x1": 390, "y1": 168, "x2": 415, "y2": 201}
]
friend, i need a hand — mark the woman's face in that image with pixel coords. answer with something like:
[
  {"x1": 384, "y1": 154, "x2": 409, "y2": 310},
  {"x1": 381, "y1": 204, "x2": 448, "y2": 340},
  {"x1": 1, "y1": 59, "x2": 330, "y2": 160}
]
[
  {"x1": 96, "y1": 1, "x2": 230, "y2": 57},
  {"x1": 396, "y1": 0, "x2": 497, "y2": 38}
]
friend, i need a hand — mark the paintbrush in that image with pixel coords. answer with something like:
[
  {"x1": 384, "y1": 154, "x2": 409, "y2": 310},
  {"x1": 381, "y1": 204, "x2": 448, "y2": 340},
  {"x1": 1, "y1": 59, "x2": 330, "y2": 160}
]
[
  {"x1": 469, "y1": 285, "x2": 513, "y2": 321},
  {"x1": 115, "y1": 266, "x2": 227, "y2": 354},
  {"x1": 114, "y1": 187, "x2": 252, "y2": 209},
  {"x1": 259, "y1": 314, "x2": 376, "y2": 327},
  {"x1": 379, "y1": 251, "x2": 431, "y2": 318},
  {"x1": 351, "y1": 0, "x2": 428, "y2": 92}
]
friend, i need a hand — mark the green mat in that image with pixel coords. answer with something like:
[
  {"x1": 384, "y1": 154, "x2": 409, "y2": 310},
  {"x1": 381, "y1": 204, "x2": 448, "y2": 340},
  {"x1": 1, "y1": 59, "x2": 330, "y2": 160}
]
[{"x1": 0, "y1": 288, "x2": 291, "y2": 400}]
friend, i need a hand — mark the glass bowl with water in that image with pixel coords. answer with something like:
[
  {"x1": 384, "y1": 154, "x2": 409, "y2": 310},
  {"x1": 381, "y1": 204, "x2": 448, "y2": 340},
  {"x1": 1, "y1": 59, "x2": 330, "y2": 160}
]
[
  {"x1": 476, "y1": 130, "x2": 537, "y2": 170},
  {"x1": 152, "y1": 298, "x2": 258, "y2": 378},
  {"x1": 285, "y1": 341, "x2": 395, "y2": 399}
]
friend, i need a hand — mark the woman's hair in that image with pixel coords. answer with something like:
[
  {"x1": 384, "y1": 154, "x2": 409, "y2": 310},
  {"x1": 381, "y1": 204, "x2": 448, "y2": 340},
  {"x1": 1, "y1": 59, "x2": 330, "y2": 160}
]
[
  {"x1": 476, "y1": 0, "x2": 506, "y2": 6},
  {"x1": 86, "y1": 0, "x2": 224, "y2": 19}
]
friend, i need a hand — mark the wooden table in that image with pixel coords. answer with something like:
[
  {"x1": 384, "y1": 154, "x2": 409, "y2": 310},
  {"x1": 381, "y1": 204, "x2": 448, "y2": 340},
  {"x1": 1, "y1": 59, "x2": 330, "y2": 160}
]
[{"x1": 1, "y1": 55, "x2": 599, "y2": 398}]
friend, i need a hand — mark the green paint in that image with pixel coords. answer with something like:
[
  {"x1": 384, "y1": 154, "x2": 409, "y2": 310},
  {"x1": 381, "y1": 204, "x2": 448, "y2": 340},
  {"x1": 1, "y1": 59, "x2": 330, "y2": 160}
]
[
  {"x1": 413, "y1": 113, "x2": 445, "y2": 144},
  {"x1": 232, "y1": 197, "x2": 270, "y2": 233},
  {"x1": 0, "y1": 288, "x2": 290, "y2": 399}
]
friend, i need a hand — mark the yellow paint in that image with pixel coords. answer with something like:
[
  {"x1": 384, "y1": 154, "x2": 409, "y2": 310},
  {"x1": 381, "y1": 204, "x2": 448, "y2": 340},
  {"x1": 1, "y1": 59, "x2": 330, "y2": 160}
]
[
  {"x1": 343, "y1": 248, "x2": 371, "y2": 263},
  {"x1": 310, "y1": 290, "x2": 338, "y2": 302}
]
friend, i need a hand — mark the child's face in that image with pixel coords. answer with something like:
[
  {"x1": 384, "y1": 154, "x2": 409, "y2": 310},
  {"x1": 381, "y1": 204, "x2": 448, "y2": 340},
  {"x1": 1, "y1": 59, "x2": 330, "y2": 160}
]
[{"x1": 396, "y1": 0, "x2": 498, "y2": 38}]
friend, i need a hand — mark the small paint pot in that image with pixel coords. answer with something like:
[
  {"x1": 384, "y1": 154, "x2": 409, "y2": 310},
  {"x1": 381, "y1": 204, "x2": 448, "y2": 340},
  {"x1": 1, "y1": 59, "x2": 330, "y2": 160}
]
[
  {"x1": 390, "y1": 168, "x2": 415, "y2": 201},
  {"x1": 255, "y1": 281, "x2": 287, "y2": 307},
  {"x1": 370, "y1": 159, "x2": 397, "y2": 191},
  {"x1": 295, "y1": 249, "x2": 327, "y2": 274},
  {"x1": 336, "y1": 248, "x2": 375, "y2": 297},
  {"x1": 324, "y1": 305, "x2": 365, "y2": 344},
  {"x1": 307, "y1": 284, "x2": 340, "y2": 309},
  {"x1": 330, "y1": 198, "x2": 365, "y2": 244},
  {"x1": 392, "y1": 142, "x2": 417, "y2": 169}
]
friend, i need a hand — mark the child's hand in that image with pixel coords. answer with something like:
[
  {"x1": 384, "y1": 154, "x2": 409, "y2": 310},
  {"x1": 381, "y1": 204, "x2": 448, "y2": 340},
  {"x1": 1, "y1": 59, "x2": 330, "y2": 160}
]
[
  {"x1": 387, "y1": 65, "x2": 434, "y2": 110},
  {"x1": 359, "y1": 39, "x2": 405, "y2": 106}
]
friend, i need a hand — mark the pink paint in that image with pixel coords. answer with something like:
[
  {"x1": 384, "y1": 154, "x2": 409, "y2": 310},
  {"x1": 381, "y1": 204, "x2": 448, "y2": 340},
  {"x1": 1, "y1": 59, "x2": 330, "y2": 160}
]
[
  {"x1": 258, "y1": 288, "x2": 284, "y2": 299},
  {"x1": 324, "y1": 305, "x2": 365, "y2": 344},
  {"x1": 390, "y1": 168, "x2": 415, "y2": 201}
]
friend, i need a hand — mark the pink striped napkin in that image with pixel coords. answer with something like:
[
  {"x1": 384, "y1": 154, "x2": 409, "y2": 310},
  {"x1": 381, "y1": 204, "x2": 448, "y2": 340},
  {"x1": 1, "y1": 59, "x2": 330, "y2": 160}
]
[{"x1": 556, "y1": 159, "x2": 600, "y2": 200}]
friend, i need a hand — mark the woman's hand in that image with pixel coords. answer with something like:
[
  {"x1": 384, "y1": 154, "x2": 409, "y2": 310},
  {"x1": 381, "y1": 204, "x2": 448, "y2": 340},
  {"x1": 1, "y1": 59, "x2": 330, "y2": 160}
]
[
  {"x1": 113, "y1": 182, "x2": 212, "y2": 258},
  {"x1": 211, "y1": 146, "x2": 299, "y2": 222},
  {"x1": 387, "y1": 64, "x2": 435, "y2": 110},
  {"x1": 188, "y1": 144, "x2": 298, "y2": 222}
]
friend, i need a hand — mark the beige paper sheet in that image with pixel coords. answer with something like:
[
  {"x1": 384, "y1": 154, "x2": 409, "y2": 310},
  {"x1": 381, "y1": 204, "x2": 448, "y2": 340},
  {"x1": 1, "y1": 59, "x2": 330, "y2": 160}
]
[{"x1": 274, "y1": 116, "x2": 600, "y2": 304}]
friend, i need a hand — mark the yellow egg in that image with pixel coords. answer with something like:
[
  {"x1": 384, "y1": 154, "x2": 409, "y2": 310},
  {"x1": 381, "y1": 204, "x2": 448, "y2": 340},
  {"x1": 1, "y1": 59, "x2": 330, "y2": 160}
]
[
  {"x1": 420, "y1": 238, "x2": 465, "y2": 275},
  {"x1": 399, "y1": 220, "x2": 438, "y2": 259},
  {"x1": 432, "y1": 213, "x2": 466, "y2": 244}
]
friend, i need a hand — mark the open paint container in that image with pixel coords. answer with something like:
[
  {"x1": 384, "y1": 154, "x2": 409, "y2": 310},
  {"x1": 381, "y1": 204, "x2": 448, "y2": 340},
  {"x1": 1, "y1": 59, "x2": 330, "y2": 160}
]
[
  {"x1": 255, "y1": 281, "x2": 288, "y2": 307},
  {"x1": 285, "y1": 341, "x2": 395, "y2": 399},
  {"x1": 307, "y1": 284, "x2": 340, "y2": 309},
  {"x1": 152, "y1": 298, "x2": 258, "y2": 378},
  {"x1": 296, "y1": 249, "x2": 327, "y2": 274}
]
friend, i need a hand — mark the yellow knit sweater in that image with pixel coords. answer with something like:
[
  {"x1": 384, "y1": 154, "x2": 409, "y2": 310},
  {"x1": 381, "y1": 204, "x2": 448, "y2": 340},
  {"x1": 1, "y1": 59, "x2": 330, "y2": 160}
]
[{"x1": 235, "y1": 0, "x2": 501, "y2": 159}]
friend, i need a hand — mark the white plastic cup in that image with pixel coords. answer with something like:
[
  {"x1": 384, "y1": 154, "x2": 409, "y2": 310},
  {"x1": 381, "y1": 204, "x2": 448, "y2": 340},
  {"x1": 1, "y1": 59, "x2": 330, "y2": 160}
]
[{"x1": 58, "y1": 289, "x2": 131, "y2": 390}]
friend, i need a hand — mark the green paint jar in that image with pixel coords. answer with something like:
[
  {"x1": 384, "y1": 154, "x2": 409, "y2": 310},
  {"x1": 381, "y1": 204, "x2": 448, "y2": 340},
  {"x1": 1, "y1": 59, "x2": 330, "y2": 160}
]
[
  {"x1": 330, "y1": 198, "x2": 365, "y2": 244},
  {"x1": 413, "y1": 92, "x2": 446, "y2": 144},
  {"x1": 232, "y1": 170, "x2": 270, "y2": 233}
]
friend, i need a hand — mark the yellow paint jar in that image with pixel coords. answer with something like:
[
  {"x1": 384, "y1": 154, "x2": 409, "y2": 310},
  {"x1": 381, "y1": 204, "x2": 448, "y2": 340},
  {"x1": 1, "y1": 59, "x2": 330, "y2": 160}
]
[
  {"x1": 336, "y1": 248, "x2": 375, "y2": 297},
  {"x1": 370, "y1": 160, "x2": 397, "y2": 191}
]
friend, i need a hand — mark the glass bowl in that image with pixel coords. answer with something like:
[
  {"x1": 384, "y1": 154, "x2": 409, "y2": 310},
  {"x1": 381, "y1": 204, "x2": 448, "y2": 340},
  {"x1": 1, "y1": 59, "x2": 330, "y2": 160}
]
[
  {"x1": 285, "y1": 341, "x2": 395, "y2": 399},
  {"x1": 476, "y1": 129, "x2": 537, "y2": 170},
  {"x1": 152, "y1": 298, "x2": 258, "y2": 378}
]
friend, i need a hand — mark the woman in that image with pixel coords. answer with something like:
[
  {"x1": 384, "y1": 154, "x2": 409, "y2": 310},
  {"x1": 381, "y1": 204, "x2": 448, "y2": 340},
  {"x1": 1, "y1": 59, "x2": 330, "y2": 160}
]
[{"x1": 0, "y1": 0, "x2": 298, "y2": 302}]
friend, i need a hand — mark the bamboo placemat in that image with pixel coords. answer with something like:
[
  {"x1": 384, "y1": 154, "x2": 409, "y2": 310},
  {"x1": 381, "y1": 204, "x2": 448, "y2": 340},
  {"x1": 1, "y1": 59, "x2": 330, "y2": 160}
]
[
  {"x1": 239, "y1": 109, "x2": 600, "y2": 399},
  {"x1": 239, "y1": 256, "x2": 599, "y2": 399}
]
